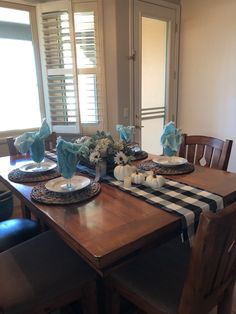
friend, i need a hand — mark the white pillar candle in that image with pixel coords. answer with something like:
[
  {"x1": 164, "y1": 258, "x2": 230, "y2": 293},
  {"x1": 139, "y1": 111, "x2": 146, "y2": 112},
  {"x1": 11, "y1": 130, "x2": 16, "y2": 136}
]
[{"x1": 124, "y1": 176, "x2": 132, "y2": 188}]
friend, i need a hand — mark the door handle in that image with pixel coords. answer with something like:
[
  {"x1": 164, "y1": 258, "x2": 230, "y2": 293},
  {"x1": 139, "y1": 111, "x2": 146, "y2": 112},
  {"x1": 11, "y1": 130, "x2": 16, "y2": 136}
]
[
  {"x1": 134, "y1": 125, "x2": 144, "y2": 129},
  {"x1": 128, "y1": 49, "x2": 136, "y2": 61}
]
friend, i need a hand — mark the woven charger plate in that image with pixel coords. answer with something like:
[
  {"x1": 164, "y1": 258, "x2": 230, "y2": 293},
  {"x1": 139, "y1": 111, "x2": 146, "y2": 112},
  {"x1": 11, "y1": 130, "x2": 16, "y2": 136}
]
[
  {"x1": 138, "y1": 159, "x2": 195, "y2": 175},
  {"x1": 31, "y1": 180, "x2": 101, "y2": 205},
  {"x1": 8, "y1": 168, "x2": 60, "y2": 183}
]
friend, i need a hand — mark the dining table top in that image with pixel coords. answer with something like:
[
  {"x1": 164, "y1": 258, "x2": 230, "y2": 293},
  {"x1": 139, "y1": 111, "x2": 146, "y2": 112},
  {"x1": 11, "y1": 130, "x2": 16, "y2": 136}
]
[{"x1": 1, "y1": 154, "x2": 236, "y2": 276}]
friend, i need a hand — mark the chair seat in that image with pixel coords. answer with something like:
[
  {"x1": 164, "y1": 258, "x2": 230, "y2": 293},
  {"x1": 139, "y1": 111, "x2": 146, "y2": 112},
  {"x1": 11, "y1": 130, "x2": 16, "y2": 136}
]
[
  {"x1": 0, "y1": 218, "x2": 40, "y2": 252},
  {"x1": 0, "y1": 230, "x2": 97, "y2": 314},
  {"x1": 109, "y1": 237, "x2": 191, "y2": 314}
]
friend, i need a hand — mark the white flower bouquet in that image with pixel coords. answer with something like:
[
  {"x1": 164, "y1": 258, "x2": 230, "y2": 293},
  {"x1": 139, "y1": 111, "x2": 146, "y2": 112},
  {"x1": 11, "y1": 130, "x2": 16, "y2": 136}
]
[{"x1": 75, "y1": 131, "x2": 133, "y2": 173}]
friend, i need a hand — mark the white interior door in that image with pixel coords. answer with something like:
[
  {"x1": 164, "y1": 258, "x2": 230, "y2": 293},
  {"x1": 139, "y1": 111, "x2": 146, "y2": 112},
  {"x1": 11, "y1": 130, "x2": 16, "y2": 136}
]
[{"x1": 133, "y1": 0, "x2": 179, "y2": 154}]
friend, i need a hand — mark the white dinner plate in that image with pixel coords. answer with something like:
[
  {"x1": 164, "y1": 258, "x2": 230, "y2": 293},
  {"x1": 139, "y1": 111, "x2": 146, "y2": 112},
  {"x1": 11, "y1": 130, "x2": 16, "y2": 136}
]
[
  {"x1": 45, "y1": 176, "x2": 91, "y2": 193},
  {"x1": 19, "y1": 161, "x2": 57, "y2": 173},
  {"x1": 152, "y1": 156, "x2": 188, "y2": 167}
]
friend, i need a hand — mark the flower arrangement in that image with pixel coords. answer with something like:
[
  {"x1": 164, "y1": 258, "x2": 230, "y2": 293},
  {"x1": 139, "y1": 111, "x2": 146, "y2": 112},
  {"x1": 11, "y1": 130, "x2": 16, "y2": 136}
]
[
  {"x1": 114, "y1": 151, "x2": 129, "y2": 165},
  {"x1": 75, "y1": 131, "x2": 133, "y2": 171}
]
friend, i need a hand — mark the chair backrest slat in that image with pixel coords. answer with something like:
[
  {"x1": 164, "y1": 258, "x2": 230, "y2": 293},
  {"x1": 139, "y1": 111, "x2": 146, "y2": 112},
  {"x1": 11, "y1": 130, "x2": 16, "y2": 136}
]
[
  {"x1": 179, "y1": 134, "x2": 187, "y2": 158},
  {"x1": 187, "y1": 144, "x2": 196, "y2": 163},
  {"x1": 204, "y1": 145, "x2": 214, "y2": 167},
  {"x1": 179, "y1": 134, "x2": 233, "y2": 171},
  {"x1": 45, "y1": 132, "x2": 57, "y2": 151},
  {"x1": 218, "y1": 140, "x2": 233, "y2": 171},
  {"x1": 211, "y1": 148, "x2": 221, "y2": 169},
  {"x1": 215, "y1": 227, "x2": 236, "y2": 287},
  {"x1": 7, "y1": 132, "x2": 57, "y2": 156},
  {"x1": 6, "y1": 137, "x2": 18, "y2": 156},
  {"x1": 195, "y1": 144, "x2": 205, "y2": 165},
  {"x1": 179, "y1": 203, "x2": 236, "y2": 314}
]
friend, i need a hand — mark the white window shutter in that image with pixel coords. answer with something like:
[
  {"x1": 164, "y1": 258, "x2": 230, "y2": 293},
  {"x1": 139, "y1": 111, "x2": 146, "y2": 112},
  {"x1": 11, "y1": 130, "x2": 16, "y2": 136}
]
[
  {"x1": 73, "y1": 1, "x2": 107, "y2": 134},
  {"x1": 38, "y1": 1, "x2": 80, "y2": 134},
  {"x1": 37, "y1": 0, "x2": 107, "y2": 135},
  {"x1": 74, "y1": 8, "x2": 99, "y2": 124}
]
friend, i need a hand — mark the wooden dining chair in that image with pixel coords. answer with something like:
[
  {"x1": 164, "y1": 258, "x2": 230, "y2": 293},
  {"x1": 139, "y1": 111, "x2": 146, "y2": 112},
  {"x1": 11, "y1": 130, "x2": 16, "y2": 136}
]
[
  {"x1": 0, "y1": 230, "x2": 98, "y2": 314},
  {"x1": 45, "y1": 131, "x2": 57, "y2": 151},
  {"x1": 6, "y1": 137, "x2": 19, "y2": 156},
  {"x1": 178, "y1": 134, "x2": 233, "y2": 171},
  {"x1": 6, "y1": 132, "x2": 57, "y2": 156},
  {"x1": 105, "y1": 202, "x2": 236, "y2": 314}
]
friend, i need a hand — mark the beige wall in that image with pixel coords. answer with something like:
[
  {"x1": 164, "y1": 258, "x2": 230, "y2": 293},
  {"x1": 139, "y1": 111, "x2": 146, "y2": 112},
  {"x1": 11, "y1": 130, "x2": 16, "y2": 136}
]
[
  {"x1": 103, "y1": 0, "x2": 119, "y2": 137},
  {"x1": 178, "y1": 0, "x2": 236, "y2": 172},
  {"x1": 116, "y1": 0, "x2": 130, "y2": 128}
]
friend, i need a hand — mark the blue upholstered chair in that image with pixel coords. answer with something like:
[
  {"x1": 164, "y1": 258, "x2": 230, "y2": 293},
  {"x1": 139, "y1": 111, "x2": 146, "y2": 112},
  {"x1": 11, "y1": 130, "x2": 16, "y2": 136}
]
[{"x1": 0, "y1": 190, "x2": 40, "y2": 252}]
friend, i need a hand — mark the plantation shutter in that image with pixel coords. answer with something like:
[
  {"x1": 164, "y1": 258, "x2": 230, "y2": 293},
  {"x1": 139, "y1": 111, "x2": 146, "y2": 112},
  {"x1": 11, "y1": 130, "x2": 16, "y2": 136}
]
[
  {"x1": 39, "y1": 1, "x2": 80, "y2": 134},
  {"x1": 73, "y1": 1, "x2": 106, "y2": 134},
  {"x1": 38, "y1": 0, "x2": 106, "y2": 135}
]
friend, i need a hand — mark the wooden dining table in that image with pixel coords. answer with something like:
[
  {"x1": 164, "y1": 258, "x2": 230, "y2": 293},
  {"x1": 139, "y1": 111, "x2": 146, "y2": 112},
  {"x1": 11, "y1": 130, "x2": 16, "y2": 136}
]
[{"x1": 1, "y1": 154, "x2": 236, "y2": 276}]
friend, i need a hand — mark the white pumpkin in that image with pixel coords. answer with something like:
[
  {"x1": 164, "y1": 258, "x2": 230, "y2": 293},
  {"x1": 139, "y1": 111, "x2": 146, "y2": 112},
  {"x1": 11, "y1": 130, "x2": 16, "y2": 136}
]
[
  {"x1": 146, "y1": 174, "x2": 166, "y2": 189},
  {"x1": 131, "y1": 171, "x2": 145, "y2": 184},
  {"x1": 114, "y1": 164, "x2": 136, "y2": 181}
]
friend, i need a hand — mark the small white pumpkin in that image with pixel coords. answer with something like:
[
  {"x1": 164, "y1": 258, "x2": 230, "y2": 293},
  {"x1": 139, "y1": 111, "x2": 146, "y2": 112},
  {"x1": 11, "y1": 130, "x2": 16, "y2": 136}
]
[
  {"x1": 145, "y1": 174, "x2": 166, "y2": 189},
  {"x1": 131, "y1": 171, "x2": 145, "y2": 184},
  {"x1": 114, "y1": 164, "x2": 136, "y2": 181}
]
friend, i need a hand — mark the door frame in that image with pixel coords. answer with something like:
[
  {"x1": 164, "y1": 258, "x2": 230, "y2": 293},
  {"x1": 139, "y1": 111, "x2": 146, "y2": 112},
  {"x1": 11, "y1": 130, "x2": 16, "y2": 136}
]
[{"x1": 129, "y1": 0, "x2": 180, "y2": 144}]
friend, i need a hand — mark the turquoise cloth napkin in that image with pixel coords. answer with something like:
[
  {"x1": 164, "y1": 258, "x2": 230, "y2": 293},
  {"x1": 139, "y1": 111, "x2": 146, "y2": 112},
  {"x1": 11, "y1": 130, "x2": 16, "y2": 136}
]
[
  {"x1": 160, "y1": 122, "x2": 182, "y2": 156},
  {"x1": 14, "y1": 119, "x2": 51, "y2": 162},
  {"x1": 30, "y1": 136, "x2": 45, "y2": 163},
  {"x1": 56, "y1": 138, "x2": 83, "y2": 179},
  {"x1": 116, "y1": 124, "x2": 135, "y2": 143}
]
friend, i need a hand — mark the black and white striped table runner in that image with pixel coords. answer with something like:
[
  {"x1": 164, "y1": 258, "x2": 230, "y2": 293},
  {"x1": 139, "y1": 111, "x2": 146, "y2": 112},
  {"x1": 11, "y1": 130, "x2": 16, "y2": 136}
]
[
  {"x1": 104, "y1": 178, "x2": 223, "y2": 244},
  {"x1": 45, "y1": 151, "x2": 224, "y2": 243}
]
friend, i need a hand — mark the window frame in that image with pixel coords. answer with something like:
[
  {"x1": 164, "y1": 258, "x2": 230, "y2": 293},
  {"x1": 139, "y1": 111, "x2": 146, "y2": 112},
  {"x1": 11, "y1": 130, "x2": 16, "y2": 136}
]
[{"x1": 0, "y1": 1, "x2": 45, "y2": 139}]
